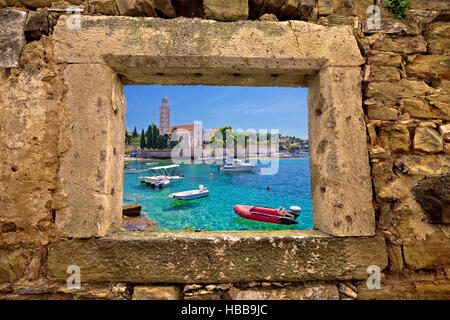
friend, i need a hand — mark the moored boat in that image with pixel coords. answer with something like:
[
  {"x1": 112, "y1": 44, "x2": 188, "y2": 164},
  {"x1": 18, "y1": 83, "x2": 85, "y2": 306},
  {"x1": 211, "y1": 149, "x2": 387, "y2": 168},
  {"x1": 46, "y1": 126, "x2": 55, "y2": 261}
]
[
  {"x1": 138, "y1": 164, "x2": 183, "y2": 184},
  {"x1": 219, "y1": 159, "x2": 256, "y2": 172},
  {"x1": 145, "y1": 162, "x2": 159, "y2": 167},
  {"x1": 169, "y1": 185, "x2": 209, "y2": 200},
  {"x1": 149, "y1": 179, "x2": 170, "y2": 189},
  {"x1": 233, "y1": 205, "x2": 299, "y2": 225}
]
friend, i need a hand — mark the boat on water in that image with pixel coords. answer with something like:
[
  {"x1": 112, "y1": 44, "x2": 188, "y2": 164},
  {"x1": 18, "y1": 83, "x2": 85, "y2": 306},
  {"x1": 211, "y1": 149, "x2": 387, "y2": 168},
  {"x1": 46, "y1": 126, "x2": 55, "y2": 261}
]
[
  {"x1": 145, "y1": 162, "x2": 159, "y2": 167},
  {"x1": 125, "y1": 168, "x2": 150, "y2": 174},
  {"x1": 196, "y1": 157, "x2": 211, "y2": 164},
  {"x1": 234, "y1": 205, "x2": 301, "y2": 225},
  {"x1": 138, "y1": 164, "x2": 183, "y2": 185},
  {"x1": 150, "y1": 179, "x2": 170, "y2": 189},
  {"x1": 125, "y1": 159, "x2": 156, "y2": 174},
  {"x1": 219, "y1": 159, "x2": 256, "y2": 172},
  {"x1": 169, "y1": 185, "x2": 209, "y2": 200}
]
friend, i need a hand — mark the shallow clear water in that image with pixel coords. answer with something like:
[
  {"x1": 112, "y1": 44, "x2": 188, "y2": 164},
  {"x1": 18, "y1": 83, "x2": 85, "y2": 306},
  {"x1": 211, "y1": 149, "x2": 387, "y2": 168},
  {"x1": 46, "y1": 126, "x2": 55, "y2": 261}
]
[{"x1": 123, "y1": 158, "x2": 313, "y2": 231}]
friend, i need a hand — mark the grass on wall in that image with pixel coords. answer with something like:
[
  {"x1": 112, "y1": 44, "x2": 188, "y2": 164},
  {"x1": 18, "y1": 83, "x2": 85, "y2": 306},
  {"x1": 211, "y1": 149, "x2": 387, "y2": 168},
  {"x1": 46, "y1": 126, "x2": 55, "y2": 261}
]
[{"x1": 383, "y1": 0, "x2": 412, "y2": 19}]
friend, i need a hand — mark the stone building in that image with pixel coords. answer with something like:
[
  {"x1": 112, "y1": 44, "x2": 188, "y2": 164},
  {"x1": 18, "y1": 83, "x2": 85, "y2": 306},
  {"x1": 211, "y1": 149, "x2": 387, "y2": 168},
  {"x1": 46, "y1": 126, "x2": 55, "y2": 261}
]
[
  {"x1": 167, "y1": 124, "x2": 203, "y2": 148},
  {"x1": 0, "y1": 0, "x2": 449, "y2": 300}
]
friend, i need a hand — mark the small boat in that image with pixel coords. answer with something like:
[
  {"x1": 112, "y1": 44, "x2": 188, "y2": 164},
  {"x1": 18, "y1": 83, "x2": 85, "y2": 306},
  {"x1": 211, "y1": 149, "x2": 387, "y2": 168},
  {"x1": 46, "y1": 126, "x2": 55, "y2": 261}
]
[
  {"x1": 233, "y1": 205, "x2": 300, "y2": 225},
  {"x1": 219, "y1": 159, "x2": 256, "y2": 172},
  {"x1": 138, "y1": 164, "x2": 183, "y2": 184},
  {"x1": 150, "y1": 179, "x2": 170, "y2": 189},
  {"x1": 167, "y1": 176, "x2": 183, "y2": 183},
  {"x1": 139, "y1": 176, "x2": 165, "y2": 183},
  {"x1": 196, "y1": 157, "x2": 211, "y2": 164},
  {"x1": 125, "y1": 168, "x2": 150, "y2": 174},
  {"x1": 169, "y1": 185, "x2": 209, "y2": 200},
  {"x1": 145, "y1": 162, "x2": 159, "y2": 167}
]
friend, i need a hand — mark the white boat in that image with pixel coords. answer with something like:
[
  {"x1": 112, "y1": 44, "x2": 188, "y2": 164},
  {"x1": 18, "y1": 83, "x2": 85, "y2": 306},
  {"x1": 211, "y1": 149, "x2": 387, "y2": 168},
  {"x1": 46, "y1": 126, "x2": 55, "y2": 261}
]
[
  {"x1": 151, "y1": 179, "x2": 170, "y2": 189},
  {"x1": 167, "y1": 176, "x2": 183, "y2": 183},
  {"x1": 138, "y1": 164, "x2": 183, "y2": 184},
  {"x1": 139, "y1": 176, "x2": 165, "y2": 183},
  {"x1": 125, "y1": 168, "x2": 150, "y2": 174},
  {"x1": 169, "y1": 185, "x2": 209, "y2": 200},
  {"x1": 219, "y1": 159, "x2": 256, "y2": 172},
  {"x1": 212, "y1": 157, "x2": 224, "y2": 165},
  {"x1": 196, "y1": 157, "x2": 211, "y2": 164},
  {"x1": 145, "y1": 162, "x2": 159, "y2": 167}
]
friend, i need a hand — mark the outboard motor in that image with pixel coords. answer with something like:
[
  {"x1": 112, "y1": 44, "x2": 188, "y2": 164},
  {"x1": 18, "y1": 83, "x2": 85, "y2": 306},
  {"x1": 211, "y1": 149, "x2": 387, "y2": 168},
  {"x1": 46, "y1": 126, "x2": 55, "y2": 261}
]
[{"x1": 288, "y1": 206, "x2": 301, "y2": 219}]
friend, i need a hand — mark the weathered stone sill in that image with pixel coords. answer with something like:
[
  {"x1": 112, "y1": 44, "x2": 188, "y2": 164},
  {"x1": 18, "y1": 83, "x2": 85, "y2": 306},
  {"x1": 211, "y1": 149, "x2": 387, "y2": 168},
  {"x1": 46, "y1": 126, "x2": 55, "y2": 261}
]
[{"x1": 47, "y1": 230, "x2": 387, "y2": 284}]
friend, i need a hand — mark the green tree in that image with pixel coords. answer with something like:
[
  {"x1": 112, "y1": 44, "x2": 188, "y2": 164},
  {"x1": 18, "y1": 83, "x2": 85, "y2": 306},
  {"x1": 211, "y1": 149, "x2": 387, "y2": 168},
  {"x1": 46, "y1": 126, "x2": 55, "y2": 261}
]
[
  {"x1": 140, "y1": 129, "x2": 146, "y2": 149},
  {"x1": 151, "y1": 123, "x2": 159, "y2": 148},
  {"x1": 210, "y1": 126, "x2": 233, "y2": 147},
  {"x1": 170, "y1": 128, "x2": 178, "y2": 148},
  {"x1": 156, "y1": 134, "x2": 170, "y2": 150},
  {"x1": 125, "y1": 130, "x2": 132, "y2": 145},
  {"x1": 132, "y1": 126, "x2": 138, "y2": 138},
  {"x1": 146, "y1": 125, "x2": 152, "y2": 149}
]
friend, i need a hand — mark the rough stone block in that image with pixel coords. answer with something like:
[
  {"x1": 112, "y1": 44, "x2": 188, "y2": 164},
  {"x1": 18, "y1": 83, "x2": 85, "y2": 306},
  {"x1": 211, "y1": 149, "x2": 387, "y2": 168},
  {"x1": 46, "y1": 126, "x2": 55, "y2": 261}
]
[
  {"x1": 411, "y1": 0, "x2": 450, "y2": 11},
  {"x1": 24, "y1": 10, "x2": 49, "y2": 40},
  {"x1": 151, "y1": 0, "x2": 176, "y2": 18},
  {"x1": 308, "y1": 67, "x2": 375, "y2": 237},
  {"x1": 424, "y1": 22, "x2": 450, "y2": 55},
  {"x1": 379, "y1": 124, "x2": 411, "y2": 152},
  {"x1": 386, "y1": 244, "x2": 404, "y2": 271},
  {"x1": 439, "y1": 124, "x2": 450, "y2": 142},
  {"x1": 403, "y1": 98, "x2": 450, "y2": 121},
  {"x1": 372, "y1": 36, "x2": 427, "y2": 54},
  {"x1": 91, "y1": 0, "x2": 116, "y2": 15},
  {"x1": 394, "y1": 155, "x2": 450, "y2": 176},
  {"x1": 52, "y1": 16, "x2": 364, "y2": 86},
  {"x1": 403, "y1": 239, "x2": 450, "y2": 269},
  {"x1": 407, "y1": 55, "x2": 450, "y2": 79},
  {"x1": 413, "y1": 127, "x2": 444, "y2": 153},
  {"x1": 368, "y1": 53, "x2": 402, "y2": 67},
  {"x1": 411, "y1": 174, "x2": 450, "y2": 224},
  {"x1": 368, "y1": 66, "x2": 401, "y2": 82},
  {"x1": 367, "y1": 106, "x2": 399, "y2": 120},
  {"x1": 204, "y1": 0, "x2": 248, "y2": 21},
  {"x1": 55, "y1": 64, "x2": 125, "y2": 238},
  {"x1": 56, "y1": 283, "x2": 131, "y2": 299},
  {"x1": 171, "y1": 0, "x2": 203, "y2": 18},
  {"x1": 47, "y1": 231, "x2": 388, "y2": 283},
  {"x1": 358, "y1": 280, "x2": 450, "y2": 300},
  {"x1": 133, "y1": 285, "x2": 182, "y2": 300},
  {"x1": 227, "y1": 284, "x2": 339, "y2": 300},
  {"x1": 122, "y1": 204, "x2": 141, "y2": 217},
  {"x1": 115, "y1": 0, "x2": 157, "y2": 16},
  {"x1": 0, "y1": 249, "x2": 26, "y2": 282},
  {"x1": 366, "y1": 80, "x2": 432, "y2": 100},
  {"x1": 317, "y1": 0, "x2": 334, "y2": 15},
  {"x1": 0, "y1": 9, "x2": 27, "y2": 68}
]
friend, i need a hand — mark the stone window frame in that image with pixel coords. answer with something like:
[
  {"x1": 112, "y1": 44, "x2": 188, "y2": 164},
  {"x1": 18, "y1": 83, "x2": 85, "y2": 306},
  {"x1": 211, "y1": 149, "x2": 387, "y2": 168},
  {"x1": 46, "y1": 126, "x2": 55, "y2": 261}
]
[{"x1": 46, "y1": 15, "x2": 385, "y2": 283}]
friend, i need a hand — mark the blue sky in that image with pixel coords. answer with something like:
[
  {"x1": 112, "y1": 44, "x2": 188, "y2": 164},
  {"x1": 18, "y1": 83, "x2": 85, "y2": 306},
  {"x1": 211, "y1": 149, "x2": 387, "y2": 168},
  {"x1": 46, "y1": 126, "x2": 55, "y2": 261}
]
[{"x1": 124, "y1": 85, "x2": 309, "y2": 138}]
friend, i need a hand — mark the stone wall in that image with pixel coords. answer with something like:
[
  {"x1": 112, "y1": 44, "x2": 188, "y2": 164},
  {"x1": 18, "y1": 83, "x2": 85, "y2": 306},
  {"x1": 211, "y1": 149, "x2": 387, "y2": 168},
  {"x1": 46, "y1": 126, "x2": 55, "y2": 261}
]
[{"x1": 1, "y1": 0, "x2": 449, "y2": 300}]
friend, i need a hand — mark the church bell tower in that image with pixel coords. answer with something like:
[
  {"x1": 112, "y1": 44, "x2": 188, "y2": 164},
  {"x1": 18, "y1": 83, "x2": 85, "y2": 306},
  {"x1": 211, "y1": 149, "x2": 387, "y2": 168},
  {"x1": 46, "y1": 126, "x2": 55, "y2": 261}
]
[{"x1": 159, "y1": 97, "x2": 170, "y2": 135}]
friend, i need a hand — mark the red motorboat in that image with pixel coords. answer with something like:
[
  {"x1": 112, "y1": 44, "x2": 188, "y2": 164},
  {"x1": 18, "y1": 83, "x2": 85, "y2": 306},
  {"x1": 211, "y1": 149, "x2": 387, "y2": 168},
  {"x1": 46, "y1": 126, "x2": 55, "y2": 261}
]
[{"x1": 234, "y1": 205, "x2": 299, "y2": 225}]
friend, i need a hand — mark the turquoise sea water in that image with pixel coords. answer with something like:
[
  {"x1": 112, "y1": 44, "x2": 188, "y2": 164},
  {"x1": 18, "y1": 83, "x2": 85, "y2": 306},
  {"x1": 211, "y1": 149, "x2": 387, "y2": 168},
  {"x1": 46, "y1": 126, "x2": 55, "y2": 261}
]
[{"x1": 123, "y1": 158, "x2": 313, "y2": 231}]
